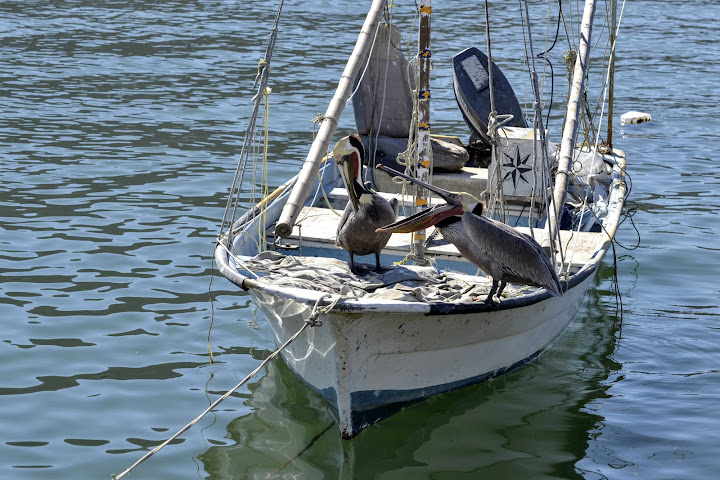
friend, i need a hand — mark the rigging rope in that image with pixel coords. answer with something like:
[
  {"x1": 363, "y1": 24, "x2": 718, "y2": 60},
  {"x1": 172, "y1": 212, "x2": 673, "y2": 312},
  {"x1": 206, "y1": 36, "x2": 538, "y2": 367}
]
[
  {"x1": 346, "y1": 4, "x2": 387, "y2": 105},
  {"x1": 518, "y1": 0, "x2": 564, "y2": 269},
  {"x1": 483, "y1": 0, "x2": 505, "y2": 222},
  {"x1": 209, "y1": 0, "x2": 286, "y2": 368},
  {"x1": 253, "y1": 86, "x2": 272, "y2": 254},
  {"x1": 368, "y1": 10, "x2": 394, "y2": 181},
  {"x1": 309, "y1": 115, "x2": 343, "y2": 218},
  {"x1": 219, "y1": 0, "x2": 285, "y2": 244},
  {"x1": 536, "y1": 0, "x2": 562, "y2": 127}
]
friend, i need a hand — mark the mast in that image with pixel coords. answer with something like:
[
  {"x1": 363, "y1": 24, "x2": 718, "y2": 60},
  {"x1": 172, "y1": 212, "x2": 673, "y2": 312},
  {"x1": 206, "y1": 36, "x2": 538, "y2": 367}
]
[
  {"x1": 275, "y1": 0, "x2": 387, "y2": 238},
  {"x1": 414, "y1": 0, "x2": 432, "y2": 264},
  {"x1": 547, "y1": 0, "x2": 597, "y2": 248}
]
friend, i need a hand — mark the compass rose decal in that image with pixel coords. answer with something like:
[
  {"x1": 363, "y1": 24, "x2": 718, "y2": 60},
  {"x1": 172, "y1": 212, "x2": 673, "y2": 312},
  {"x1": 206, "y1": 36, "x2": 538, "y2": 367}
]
[{"x1": 501, "y1": 145, "x2": 533, "y2": 189}]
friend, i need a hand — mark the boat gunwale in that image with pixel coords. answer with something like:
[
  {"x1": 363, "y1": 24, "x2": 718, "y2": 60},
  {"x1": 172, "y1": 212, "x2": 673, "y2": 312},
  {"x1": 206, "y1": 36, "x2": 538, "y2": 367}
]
[{"x1": 214, "y1": 153, "x2": 626, "y2": 316}]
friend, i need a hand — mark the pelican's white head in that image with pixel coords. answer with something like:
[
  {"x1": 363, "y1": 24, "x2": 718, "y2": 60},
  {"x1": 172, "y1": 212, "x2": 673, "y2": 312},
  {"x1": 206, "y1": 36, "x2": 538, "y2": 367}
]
[{"x1": 333, "y1": 134, "x2": 368, "y2": 211}]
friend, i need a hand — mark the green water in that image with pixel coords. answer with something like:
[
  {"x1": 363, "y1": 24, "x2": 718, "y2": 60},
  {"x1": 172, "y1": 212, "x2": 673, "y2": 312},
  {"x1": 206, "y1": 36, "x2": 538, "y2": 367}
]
[{"x1": 1, "y1": 1, "x2": 719, "y2": 478}]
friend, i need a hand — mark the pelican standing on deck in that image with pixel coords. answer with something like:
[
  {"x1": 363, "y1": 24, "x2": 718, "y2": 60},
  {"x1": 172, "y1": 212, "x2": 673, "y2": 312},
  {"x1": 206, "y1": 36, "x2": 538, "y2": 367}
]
[
  {"x1": 333, "y1": 134, "x2": 398, "y2": 274},
  {"x1": 377, "y1": 165, "x2": 562, "y2": 306}
]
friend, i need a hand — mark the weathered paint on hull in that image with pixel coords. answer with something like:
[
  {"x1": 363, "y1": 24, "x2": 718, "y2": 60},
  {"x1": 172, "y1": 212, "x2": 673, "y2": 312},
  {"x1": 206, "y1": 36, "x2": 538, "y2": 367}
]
[{"x1": 248, "y1": 271, "x2": 594, "y2": 438}]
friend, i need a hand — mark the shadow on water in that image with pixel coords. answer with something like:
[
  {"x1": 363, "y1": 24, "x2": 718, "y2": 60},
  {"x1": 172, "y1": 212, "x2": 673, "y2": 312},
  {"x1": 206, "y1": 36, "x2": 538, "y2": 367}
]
[{"x1": 198, "y1": 267, "x2": 622, "y2": 480}]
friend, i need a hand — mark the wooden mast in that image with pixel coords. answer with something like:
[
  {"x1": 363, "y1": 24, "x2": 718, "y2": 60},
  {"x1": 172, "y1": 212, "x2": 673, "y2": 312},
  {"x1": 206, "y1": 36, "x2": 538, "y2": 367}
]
[
  {"x1": 547, "y1": 0, "x2": 597, "y2": 251},
  {"x1": 414, "y1": 0, "x2": 432, "y2": 264},
  {"x1": 275, "y1": 0, "x2": 387, "y2": 238}
]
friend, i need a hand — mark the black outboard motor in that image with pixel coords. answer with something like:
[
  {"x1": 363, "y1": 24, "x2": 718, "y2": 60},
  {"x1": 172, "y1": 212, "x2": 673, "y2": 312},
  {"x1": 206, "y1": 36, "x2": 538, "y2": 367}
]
[{"x1": 452, "y1": 47, "x2": 526, "y2": 151}]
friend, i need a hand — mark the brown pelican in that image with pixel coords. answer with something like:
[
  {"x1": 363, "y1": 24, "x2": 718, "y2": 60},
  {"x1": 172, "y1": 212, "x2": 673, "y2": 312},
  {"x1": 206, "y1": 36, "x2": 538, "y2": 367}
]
[
  {"x1": 333, "y1": 134, "x2": 398, "y2": 274},
  {"x1": 376, "y1": 165, "x2": 562, "y2": 306}
]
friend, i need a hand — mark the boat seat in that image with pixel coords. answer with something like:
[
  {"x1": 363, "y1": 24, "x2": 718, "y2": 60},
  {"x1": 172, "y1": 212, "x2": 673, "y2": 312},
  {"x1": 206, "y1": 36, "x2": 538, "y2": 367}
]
[
  {"x1": 352, "y1": 23, "x2": 469, "y2": 172},
  {"x1": 358, "y1": 134, "x2": 468, "y2": 173}
]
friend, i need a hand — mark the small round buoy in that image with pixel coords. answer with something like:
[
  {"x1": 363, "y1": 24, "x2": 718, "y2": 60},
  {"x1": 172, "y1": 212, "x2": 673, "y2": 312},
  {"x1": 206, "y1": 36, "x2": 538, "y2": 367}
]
[{"x1": 621, "y1": 111, "x2": 652, "y2": 125}]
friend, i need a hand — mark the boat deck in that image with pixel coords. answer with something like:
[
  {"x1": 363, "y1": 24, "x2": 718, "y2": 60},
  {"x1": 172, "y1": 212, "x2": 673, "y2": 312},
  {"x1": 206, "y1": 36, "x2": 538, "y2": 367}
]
[{"x1": 270, "y1": 204, "x2": 602, "y2": 273}]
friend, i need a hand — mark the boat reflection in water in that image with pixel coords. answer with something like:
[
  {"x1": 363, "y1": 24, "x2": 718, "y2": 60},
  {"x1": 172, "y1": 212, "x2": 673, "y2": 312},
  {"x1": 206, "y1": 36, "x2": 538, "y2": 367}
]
[{"x1": 199, "y1": 268, "x2": 621, "y2": 480}]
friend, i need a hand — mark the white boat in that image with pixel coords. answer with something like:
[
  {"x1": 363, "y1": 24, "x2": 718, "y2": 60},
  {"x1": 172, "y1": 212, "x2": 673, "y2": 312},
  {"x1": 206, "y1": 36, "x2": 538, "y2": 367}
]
[{"x1": 215, "y1": 0, "x2": 628, "y2": 438}]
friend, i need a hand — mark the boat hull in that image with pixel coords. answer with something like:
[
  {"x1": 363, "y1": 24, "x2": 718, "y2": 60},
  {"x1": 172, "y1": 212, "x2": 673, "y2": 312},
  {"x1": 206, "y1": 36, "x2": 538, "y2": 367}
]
[
  {"x1": 248, "y1": 271, "x2": 593, "y2": 438},
  {"x1": 216, "y1": 152, "x2": 626, "y2": 438}
]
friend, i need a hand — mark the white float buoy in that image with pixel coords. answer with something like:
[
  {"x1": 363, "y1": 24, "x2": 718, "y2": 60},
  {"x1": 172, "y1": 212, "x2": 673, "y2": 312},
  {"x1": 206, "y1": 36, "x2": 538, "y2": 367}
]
[{"x1": 621, "y1": 111, "x2": 652, "y2": 125}]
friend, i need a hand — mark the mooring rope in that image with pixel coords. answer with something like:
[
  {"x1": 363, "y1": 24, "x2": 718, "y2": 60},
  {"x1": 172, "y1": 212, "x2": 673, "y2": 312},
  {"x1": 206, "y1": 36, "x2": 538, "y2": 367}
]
[{"x1": 112, "y1": 294, "x2": 335, "y2": 479}]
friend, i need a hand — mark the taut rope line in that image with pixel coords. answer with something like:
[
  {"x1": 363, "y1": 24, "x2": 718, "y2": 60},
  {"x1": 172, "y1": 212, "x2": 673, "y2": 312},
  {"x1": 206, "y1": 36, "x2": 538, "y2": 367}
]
[{"x1": 112, "y1": 295, "x2": 334, "y2": 479}]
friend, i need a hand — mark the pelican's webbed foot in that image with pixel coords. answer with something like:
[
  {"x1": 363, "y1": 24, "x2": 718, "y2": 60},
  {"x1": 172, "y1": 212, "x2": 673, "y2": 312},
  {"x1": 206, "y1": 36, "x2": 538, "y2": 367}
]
[
  {"x1": 347, "y1": 255, "x2": 368, "y2": 276},
  {"x1": 351, "y1": 265, "x2": 370, "y2": 276},
  {"x1": 483, "y1": 279, "x2": 500, "y2": 309},
  {"x1": 483, "y1": 295, "x2": 499, "y2": 310}
]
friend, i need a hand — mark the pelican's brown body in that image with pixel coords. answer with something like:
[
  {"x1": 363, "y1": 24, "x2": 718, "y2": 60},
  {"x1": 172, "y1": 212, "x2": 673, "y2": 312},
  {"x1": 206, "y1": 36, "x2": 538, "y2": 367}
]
[
  {"x1": 333, "y1": 134, "x2": 398, "y2": 273},
  {"x1": 434, "y1": 203, "x2": 562, "y2": 303},
  {"x1": 377, "y1": 165, "x2": 561, "y2": 305}
]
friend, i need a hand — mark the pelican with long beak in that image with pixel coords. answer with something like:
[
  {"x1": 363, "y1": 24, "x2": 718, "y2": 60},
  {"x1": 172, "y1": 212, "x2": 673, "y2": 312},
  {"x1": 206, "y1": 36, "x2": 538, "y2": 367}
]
[
  {"x1": 376, "y1": 165, "x2": 562, "y2": 306},
  {"x1": 333, "y1": 134, "x2": 398, "y2": 274}
]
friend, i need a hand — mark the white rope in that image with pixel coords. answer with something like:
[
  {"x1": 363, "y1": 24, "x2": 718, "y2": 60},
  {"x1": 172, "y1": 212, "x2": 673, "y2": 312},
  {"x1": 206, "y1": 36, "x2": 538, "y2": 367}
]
[
  {"x1": 295, "y1": 160, "x2": 331, "y2": 225},
  {"x1": 112, "y1": 294, "x2": 335, "y2": 479},
  {"x1": 346, "y1": 9, "x2": 385, "y2": 104}
]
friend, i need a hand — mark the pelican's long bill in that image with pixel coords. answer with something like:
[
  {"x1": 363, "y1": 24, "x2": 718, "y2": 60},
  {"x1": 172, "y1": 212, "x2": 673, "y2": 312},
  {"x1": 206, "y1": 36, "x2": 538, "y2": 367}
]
[
  {"x1": 375, "y1": 165, "x2": 463, "y2": 234},
  {"x1": 377, "y1": 165, "x2": 459, "y2": 204},
  {"x1": 376, "y1": 203, "x2": 461, "y2": 233},
  {"x1": 336, "y1": 154, "x2": 359, "y2": 212},
  {"x1": 333, "y1": 136, "x2": 365, "y2": 212}
]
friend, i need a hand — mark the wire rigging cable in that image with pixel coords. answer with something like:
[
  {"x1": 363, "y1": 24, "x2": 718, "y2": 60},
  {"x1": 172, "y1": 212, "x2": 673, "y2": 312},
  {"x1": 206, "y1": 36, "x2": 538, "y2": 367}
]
[{"x1": 219, "y1": 0, "x2": 286, "y2": 243}]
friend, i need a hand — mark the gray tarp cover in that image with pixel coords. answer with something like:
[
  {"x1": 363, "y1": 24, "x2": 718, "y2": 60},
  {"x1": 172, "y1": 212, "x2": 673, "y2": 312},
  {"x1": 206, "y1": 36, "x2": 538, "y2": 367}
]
[{"x1": 242, "y1": 251, "x2": 528, "y2": 304}]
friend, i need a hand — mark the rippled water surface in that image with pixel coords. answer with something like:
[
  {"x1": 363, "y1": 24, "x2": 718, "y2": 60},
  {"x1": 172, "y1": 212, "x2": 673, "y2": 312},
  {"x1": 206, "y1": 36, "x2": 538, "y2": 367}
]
[{"x1": 2, "y1": 1, "x2": 719, "y2": 478}]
